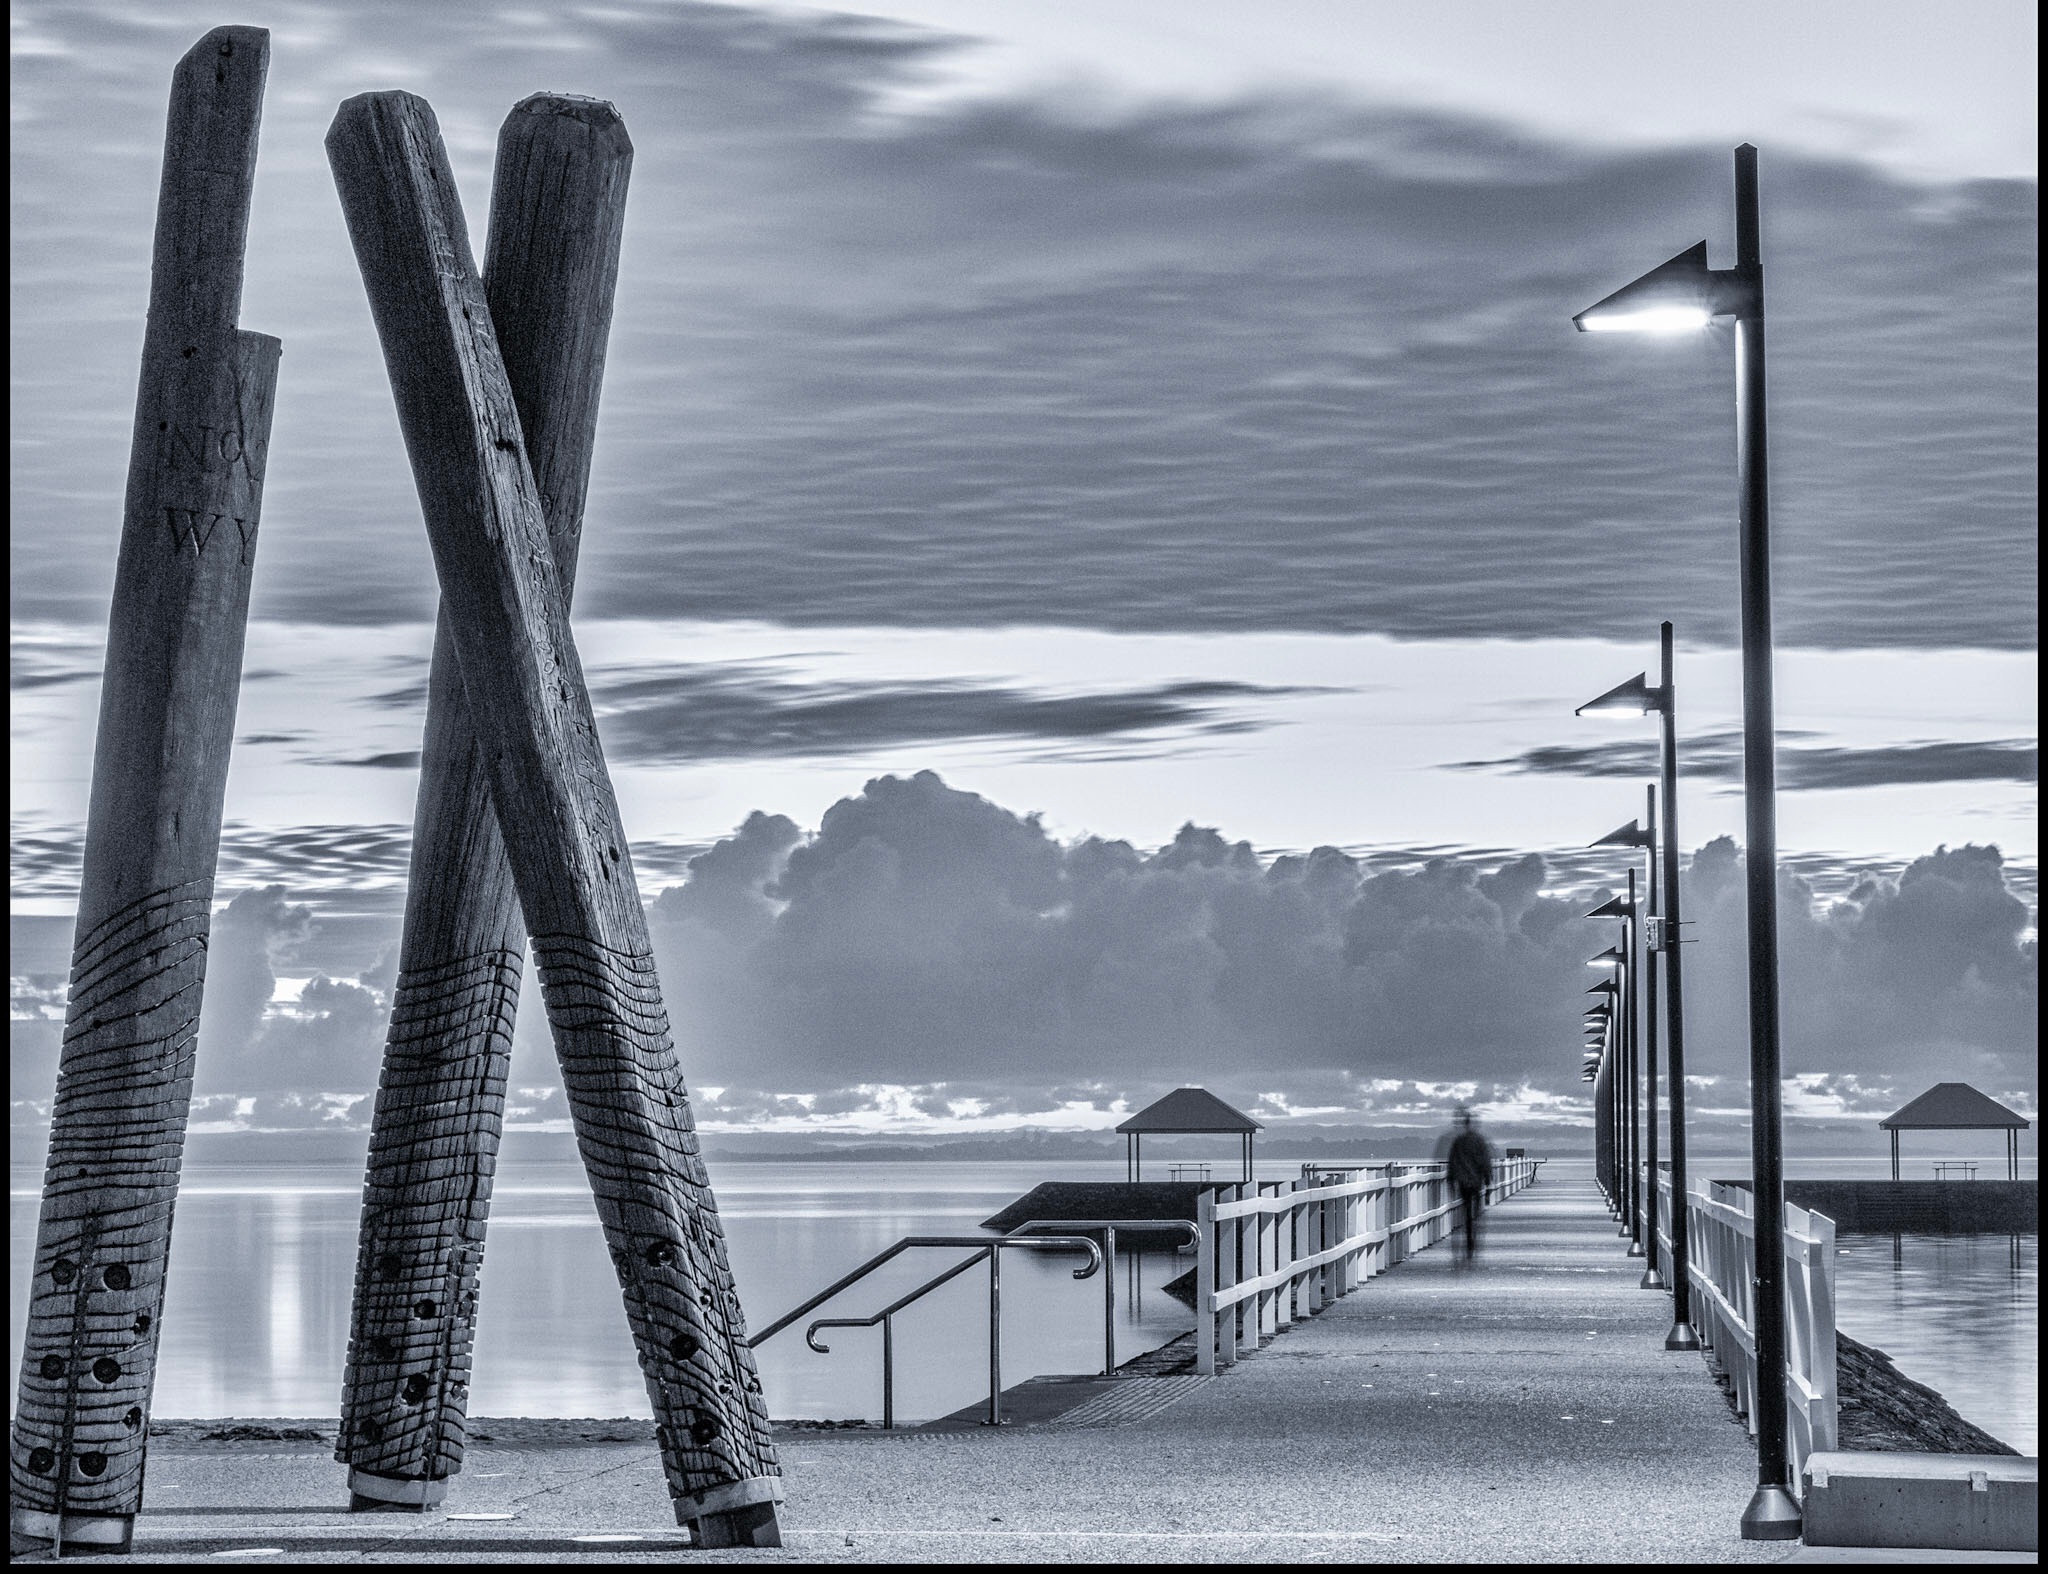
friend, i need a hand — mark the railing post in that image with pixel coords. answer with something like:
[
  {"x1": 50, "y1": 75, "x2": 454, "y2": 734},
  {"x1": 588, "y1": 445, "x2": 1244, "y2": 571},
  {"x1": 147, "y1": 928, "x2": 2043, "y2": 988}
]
[
  {"x1": 1195, "y1": 1191, "x2": 1217, "y2": 1377},
  {"x1": 986, "y1": 1246, "x2": 1002, "y2": 1426},
  {"x1": 1278, "y1": 1183, "x2": 1297, "y2": 1330},
  {"x1": 1101, "y1": 1226, "x2": 1117, "y2": 1377},
  {"x1": 1808, "y1": 1211, "x2": 1838, "y2": 1455},
  {"x1": 881, "y1": 1315, "x2": 894, "y2": 1432}
]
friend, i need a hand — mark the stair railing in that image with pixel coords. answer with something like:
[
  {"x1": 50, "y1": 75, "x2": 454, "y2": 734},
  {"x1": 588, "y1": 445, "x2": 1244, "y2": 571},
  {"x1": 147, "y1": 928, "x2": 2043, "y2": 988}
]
[{"x1": 749, "y1": 1234, "x2": 1101, "y2": 1429}]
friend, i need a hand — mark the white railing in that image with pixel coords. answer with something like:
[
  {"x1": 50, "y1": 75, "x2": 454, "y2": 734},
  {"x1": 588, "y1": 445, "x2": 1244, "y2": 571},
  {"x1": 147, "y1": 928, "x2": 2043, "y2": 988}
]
[
  {"x1": 1672, "y1": 1173, "x2": 1837, "y2": 1487},
  {"x1": 1192, "y1": 1159, "x2": 1540, "y2": 1375}
]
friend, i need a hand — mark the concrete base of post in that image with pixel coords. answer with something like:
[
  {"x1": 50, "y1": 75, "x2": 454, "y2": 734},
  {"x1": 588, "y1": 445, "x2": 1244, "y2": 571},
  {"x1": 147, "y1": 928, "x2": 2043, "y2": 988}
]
[
  {"x1": 691, "y1": 1502, "x2": 783, "y2": 1549},
  {"x1": 347, "y1": 1468, "x2": 447, "y2": 1512},
  {"x1": 11, "y1": 1508, "x2": 133, "y2": 1557},
  {"x1": 1638, "y1": 1266, "x2": 1667, "y2": 1289},
  {"x1": 676, "y1": 1477, "x2": 784, "y2": 1548},
  {"x1": 1626, "y1": 1239, "x2": 1646, "y2": 1257},
  {"x1": 1740, "y1": 1484, "x2": 1804, "y2": 1540},
  {"x1": 1665, "y1": 1320, "x2": 1702, "y2": 1351}
]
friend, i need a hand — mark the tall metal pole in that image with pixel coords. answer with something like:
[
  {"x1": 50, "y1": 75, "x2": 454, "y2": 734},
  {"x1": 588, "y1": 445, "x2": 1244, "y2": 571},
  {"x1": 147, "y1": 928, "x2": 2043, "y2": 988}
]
[
  {"x1": 1640, "y1": 787, "x2": 1665, "y2": 1289},
  {"x1": 1624, "y1": 866, "x2": 1643, "y2": 1256},
  {"x1": 1731, "y1": 142, "x2": 1799, "y2": 1541},
  {"x1": 1658, "y1": 623, "x2": 1701, "y2": 1349},
  {"x1": 1593, "y1": 1031, "x2": 1616, "y2": 1205}
]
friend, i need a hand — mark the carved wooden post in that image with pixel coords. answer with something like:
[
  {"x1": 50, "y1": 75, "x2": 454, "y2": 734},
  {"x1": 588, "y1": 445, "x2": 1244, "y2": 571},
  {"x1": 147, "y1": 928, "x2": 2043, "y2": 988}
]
[
  {"x1": 8, "y1": 27, "x2": 278, "y2": 1558},
  {"x1": 327, "y1": 92, "x2": 782, "y2": 1548},
  {"x1": 337, "y1": 93, "x2": 632, "y2": 1513}
]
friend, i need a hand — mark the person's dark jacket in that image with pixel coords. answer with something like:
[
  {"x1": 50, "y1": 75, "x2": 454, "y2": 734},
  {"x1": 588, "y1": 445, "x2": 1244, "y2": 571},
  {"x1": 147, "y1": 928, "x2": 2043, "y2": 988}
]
[{"x1": 1447, "y1": 1129, "x2": 1493, "y2": 1192}]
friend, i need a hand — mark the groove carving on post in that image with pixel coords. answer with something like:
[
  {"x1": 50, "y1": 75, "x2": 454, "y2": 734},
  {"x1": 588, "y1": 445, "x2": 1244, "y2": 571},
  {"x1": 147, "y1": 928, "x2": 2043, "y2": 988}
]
[
  {"x1": 327, "y1": 91, "x2": 782, "y2": 1547},
  {"x1": 9, "y1": 27, "x2": 278, "y2": 1556},
  {"x1": 337, "y1": 93, "x2": 632, "y2": 1507}
]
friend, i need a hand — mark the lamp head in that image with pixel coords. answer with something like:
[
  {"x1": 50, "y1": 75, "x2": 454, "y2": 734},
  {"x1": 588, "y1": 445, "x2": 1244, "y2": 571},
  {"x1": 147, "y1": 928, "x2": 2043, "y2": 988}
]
[
  {"x1": 1575, "y1": 671, "x2": 1664, "y2": 717},
  {"x1": 1585, "y1": 894, "x2": 1634, "y2": 920},
  {"x1": 1586, "y1": 945, "x2": 1627, "y2": 968},
  {"x1": 1574, "y1": 241, "x2": 1720, "y2": 334},
  {"x1": 1591, "y1": 819, "x2": 1654, "y2": 851}
]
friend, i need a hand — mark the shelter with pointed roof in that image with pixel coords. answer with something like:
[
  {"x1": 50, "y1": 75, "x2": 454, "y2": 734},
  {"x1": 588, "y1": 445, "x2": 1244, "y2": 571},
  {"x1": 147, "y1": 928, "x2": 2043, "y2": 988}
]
[
  {"x1": 1879, "y1": 1082, "x2": 2030, "y2": 1180},
  {"x1": 1115, "y1": 1087, "x2": 1261, "y2": 1182}
]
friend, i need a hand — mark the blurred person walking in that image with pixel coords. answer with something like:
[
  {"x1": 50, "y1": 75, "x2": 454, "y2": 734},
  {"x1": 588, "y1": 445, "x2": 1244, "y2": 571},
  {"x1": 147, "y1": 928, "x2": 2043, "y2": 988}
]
[{"x1": 1441, "y1": 1108, "x2": 1495, "y2": 1263}]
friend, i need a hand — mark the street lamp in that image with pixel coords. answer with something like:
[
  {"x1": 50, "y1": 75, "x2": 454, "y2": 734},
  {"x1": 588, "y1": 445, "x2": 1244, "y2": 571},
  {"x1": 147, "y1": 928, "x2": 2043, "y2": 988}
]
[
  {"x1": 1580, "y1": 624, "x2": 1701, "y2": 1350},
  {"x1": 1588, "y1": 872, "x2": 1643, "y2": 1256},
  {"x1": 1575, "y1": 144, "x2": 1799, "y2": 1539},
  {"x1": 1593, "y1": 817, "x2": 1664, "y2": 1291}
]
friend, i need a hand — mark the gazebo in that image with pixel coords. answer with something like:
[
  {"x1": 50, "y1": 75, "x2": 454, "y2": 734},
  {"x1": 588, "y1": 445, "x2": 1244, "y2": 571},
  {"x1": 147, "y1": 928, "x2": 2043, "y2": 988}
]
[
  {"x1": 1117, "y1": 1087, "x2": 1261, "y2": 1182},
  {"x1": 1879, "y1": 1082, "x2": 2030, "y2": 1180}
]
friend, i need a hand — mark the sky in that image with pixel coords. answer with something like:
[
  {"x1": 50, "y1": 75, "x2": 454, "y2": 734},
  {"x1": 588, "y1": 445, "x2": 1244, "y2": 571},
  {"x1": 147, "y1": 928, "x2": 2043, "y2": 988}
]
[{"x1": 9, "y1": 0, "x2": 2037, "y2": 1156}]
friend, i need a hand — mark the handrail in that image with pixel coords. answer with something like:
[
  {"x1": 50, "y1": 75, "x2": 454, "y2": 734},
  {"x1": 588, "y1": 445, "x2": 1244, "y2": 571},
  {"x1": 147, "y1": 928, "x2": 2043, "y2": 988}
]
[
  {"x1": 790, "y1": 1234, "x2": 1102, "y2": 1429},
  {"x1": 1665, "y1": 1173, "x2": 1837, "y2": 1493},
  {"x1": 1194, "y1": 1159, "x2": 1541, "y2": 1374},
  {"x1": 1004, "y1": 1217, "x2": 1202, "y2": 1376},
  {"x1": 748, "y1": 1232, "x2": 1098, "y2": 1350}
]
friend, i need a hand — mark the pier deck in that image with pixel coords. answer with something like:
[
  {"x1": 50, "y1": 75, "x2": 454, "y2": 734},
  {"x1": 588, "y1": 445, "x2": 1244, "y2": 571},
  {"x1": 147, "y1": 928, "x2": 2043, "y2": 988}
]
[{"x1": 44, "y1": 1176, "x2": 1871, "y2": 1563}]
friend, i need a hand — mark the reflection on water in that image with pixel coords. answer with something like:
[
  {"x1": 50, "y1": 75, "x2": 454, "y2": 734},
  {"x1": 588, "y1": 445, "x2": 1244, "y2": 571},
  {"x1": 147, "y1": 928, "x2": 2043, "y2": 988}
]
[
  {"x1": 1833, "y1": 1230, "x2": 2036, "y2": 1455},
  {"x1": 12, "y1": 1159, "x2": 2037, "y2": 1445},
  {"x1": 10, "y1": 1161, "x2": 1195, "y2": 1424}
]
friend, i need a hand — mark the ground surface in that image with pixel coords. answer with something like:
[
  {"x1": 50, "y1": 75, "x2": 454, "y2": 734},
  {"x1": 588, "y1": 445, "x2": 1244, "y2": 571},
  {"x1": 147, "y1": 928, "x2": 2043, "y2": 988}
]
[{"x1": 26, "y1": 1177, "x2": 1851, "y2": 1563}]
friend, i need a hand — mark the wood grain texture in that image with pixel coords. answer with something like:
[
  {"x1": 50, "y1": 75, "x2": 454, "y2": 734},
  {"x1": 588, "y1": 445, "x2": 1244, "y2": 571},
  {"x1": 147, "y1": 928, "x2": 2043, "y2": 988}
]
[
  {"x1": 326, "y1": 91, "x2": 781, "y2": 1537},
  {"x1": 9, "y1": 26, "x2": 276, "y2": 1536},
  {"x1": 337, "y1": 94, "x2": 632, "y2": 1495}
]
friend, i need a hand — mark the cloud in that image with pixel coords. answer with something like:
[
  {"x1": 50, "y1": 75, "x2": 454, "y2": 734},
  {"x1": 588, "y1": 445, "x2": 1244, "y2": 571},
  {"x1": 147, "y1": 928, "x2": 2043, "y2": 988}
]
[
  {"x1": 1447, "y1": 734, "x2": 2038, "y2": 790},
  {"x1": 7, "y1": 1, "x2": 2033, "y2": 649},
  {"x1": 636, "y1": 772, "x2": 2034, "y2": 1115},
  {"x1": 13, "y1": 778, "x2": 2033, "y2": 1130},
  {"x1": 347, "y1": 660, "x2": 1317, "y2": 764}
]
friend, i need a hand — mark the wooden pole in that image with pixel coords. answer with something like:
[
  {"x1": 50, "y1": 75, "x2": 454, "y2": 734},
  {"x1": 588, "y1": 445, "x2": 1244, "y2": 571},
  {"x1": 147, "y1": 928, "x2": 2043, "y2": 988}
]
[
  {"x1": 337, "y1": 93, "x2": 632, "y2": 1513},
  {"x1": 9, "y1": 27, "x2": 278, "y2": 1557},
  {"x1": 325, "y1": 91, "x2": 781, "y2": 1548}
]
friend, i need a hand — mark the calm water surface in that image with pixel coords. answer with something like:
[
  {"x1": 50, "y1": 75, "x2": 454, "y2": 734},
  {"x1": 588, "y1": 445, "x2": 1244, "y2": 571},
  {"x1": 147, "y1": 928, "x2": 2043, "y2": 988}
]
[
  {"x1": 9, "y1": 1160, "x2": 1198, "y2": 1425},
  {"x1": 10, "y1": 1157, "x2": 2038, "y2": 1446},
  {"x1": 1833, "y1": 1230, "x2": 2035, "y2": 1454}
]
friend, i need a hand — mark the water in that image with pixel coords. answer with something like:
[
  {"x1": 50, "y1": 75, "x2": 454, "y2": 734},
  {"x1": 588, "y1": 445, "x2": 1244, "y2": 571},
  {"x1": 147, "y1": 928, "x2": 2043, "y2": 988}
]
[
  {"x1": 9, "y1": 1160, "x2": 1198, "y2": 1425},
  {"x1": 1833, "y1": 1231, "x2": 2036, "y2": 1455},
  {"x1": 10, "y1": 1158, "x2": 2039, "y2": 1447}
]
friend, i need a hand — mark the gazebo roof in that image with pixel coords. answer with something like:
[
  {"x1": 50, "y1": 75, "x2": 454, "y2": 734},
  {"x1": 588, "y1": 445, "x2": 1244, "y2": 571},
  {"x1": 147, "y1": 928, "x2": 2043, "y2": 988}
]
[
  {"x1": 1878, "y1": 1082, "x2": 2030, "y2": 1131},
  {"x1": 1115, "y1": 1087, "x2": 1262, "y2": 1135}
]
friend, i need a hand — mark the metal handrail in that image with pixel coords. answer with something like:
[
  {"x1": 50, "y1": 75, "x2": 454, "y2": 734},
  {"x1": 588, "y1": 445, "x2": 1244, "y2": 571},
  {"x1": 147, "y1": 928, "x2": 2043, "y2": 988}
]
[
  {"x1": 793, "y1": 1235, "x2": 1102, "y2": 1429},
  {"x1": 1003, "y1": 1217, "x2": 1201, "y2": 1377}
]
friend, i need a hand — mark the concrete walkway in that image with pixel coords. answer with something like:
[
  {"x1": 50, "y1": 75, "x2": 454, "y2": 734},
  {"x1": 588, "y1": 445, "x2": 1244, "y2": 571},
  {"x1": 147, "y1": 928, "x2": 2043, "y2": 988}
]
[{"x1": 40, "y1": 1175, "x2": 1819, "y2": 1563}]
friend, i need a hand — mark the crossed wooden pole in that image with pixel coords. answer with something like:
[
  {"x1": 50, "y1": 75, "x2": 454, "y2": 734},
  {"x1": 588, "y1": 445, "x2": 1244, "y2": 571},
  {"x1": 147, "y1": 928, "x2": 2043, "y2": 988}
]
[{"x1": 11, "y1": 27, "x2": 782, "y2": 1555}]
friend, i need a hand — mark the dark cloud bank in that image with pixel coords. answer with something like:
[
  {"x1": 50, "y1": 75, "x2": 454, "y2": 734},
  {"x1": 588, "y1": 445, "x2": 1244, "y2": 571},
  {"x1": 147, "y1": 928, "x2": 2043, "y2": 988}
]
[
  {"x1": 10, "y1": 0, "x2": 2036, "y2": 649},
  {"x1": 14, "y1": 774, "x2": 2033, "y2": 1138},
  {"x1": 1451, "y1": 733, "x2": 2038, "y2": 791}
]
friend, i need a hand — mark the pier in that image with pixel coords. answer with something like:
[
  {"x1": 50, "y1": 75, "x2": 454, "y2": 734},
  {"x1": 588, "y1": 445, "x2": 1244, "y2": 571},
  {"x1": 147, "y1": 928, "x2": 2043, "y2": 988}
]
[{"x1": 49, "y1": 1171, "x2": 1890, "y2": 1564}]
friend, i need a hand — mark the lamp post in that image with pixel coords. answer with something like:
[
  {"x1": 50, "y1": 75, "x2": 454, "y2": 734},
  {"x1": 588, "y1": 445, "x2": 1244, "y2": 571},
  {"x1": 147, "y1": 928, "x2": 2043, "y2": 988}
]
[
  {"x1": 1578, "y1": 624, "x2": 1700, "y2": 1348},
  {"x1": 1574, "y1": 145, "x2": 1799, "y2": 1538},
  {"x1": 1593, "y1": 819, "x2": 1660, "y2": 1284},
  {"x1": 1586, "y1": 968, "x2": 1628, "y2": 1238},
  {"x1": 1586, "y1": 1009, "x2": 1616, "y2": 1202}
]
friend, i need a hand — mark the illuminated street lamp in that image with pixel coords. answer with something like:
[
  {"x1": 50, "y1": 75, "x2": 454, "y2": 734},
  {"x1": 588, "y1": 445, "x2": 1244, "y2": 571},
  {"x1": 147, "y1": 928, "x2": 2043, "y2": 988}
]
[
  {"x1": 1593, "y1": 817, "x2": 1664, "y2": 1291},
  {"x1": 1575, "y1": 145, "x2": 1799, "y2": 1539},
  {"x1": 1587, "y1": 873, "x2": 1642, "y2": 1255},
  {"x1": 1581, "y1": 623, "x2": 1700, "y2": 1348}
]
